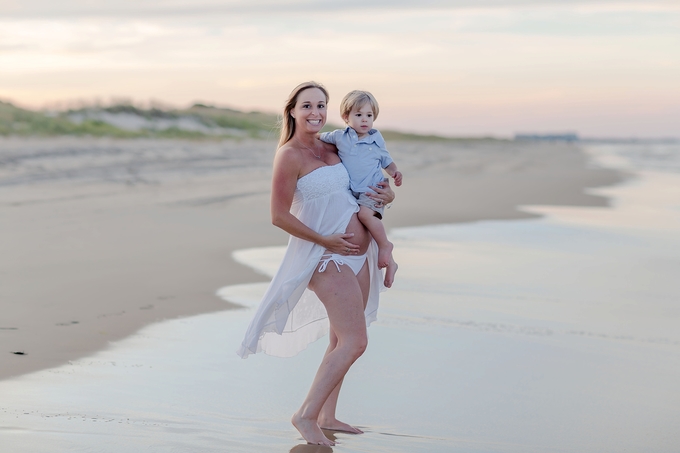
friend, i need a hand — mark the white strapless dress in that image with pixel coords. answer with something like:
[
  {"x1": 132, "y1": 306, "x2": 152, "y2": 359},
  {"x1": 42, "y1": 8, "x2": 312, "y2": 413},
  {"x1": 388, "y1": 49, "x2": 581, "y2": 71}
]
[{"x1": 237, "y1": 163, "x2": 384, "y2": 358}]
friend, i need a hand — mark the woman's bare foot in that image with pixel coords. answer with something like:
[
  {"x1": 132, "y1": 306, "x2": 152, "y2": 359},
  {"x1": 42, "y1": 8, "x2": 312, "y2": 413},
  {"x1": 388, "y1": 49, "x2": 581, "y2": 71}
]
[
  {"x1": 318, "y1": 416, "x2": 364, "y2": 434},
  {"x1": 384, "y1": 257, "x2": 398, "y2": 288},
  {"x1": 292, "y1": 412, "x2": 335, "y2": 446},
  {"x1": 377, "y1": 242, "x2": 394, "y2": 269}
]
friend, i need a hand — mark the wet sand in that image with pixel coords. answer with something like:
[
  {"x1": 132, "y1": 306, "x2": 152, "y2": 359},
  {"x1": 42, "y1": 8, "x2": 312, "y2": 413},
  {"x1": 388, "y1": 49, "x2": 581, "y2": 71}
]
[
  {"x1": 0, "y1": 137, "x2": 622, "y2": 380},
  {"x1": 1, "y1": 159, "x2": 678, "y2": 452}
]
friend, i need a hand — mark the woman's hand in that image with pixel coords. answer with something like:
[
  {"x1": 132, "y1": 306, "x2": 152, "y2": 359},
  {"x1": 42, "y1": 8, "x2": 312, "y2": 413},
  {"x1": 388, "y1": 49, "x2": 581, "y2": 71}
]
[
  {"x1": 367, "y1": 179, "x2": 395, "y2": 207},
  {"x1": 322, "y1": 233, "x2": 361, "y2": 255}
]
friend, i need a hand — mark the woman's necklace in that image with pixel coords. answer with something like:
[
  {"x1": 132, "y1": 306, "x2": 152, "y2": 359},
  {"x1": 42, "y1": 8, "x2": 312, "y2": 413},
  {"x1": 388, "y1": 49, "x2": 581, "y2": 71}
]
[{"x1": 298, "y1": 139, "x2": 322, "y2": 159}]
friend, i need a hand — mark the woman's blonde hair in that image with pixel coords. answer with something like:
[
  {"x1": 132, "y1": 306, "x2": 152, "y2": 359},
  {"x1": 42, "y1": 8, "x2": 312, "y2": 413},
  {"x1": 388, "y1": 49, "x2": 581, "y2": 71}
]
[
  {"x1": 340, "y1": 90, "x2": 379, "y2": 122},
  {"x1": 278, "y1": 81, "x2": 329, "y2": 148}
]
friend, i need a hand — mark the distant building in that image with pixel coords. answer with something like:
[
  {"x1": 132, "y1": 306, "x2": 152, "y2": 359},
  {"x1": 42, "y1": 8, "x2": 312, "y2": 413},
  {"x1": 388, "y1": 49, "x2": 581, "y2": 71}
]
[{"x1": 515, "y1": 133, "x2": 579, "y2": 142}]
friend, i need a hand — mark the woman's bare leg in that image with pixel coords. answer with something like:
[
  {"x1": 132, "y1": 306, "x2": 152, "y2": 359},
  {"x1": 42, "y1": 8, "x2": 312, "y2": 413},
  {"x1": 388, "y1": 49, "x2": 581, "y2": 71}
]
[
  {"x1": 317, "y1": 329, "x2": 363, "y2": 434},
  {"x1": 292, "y1": 263, "x2": 368, "y2": 446},
  {"x1": 317, "y1": 263, "x2": 370, "y2": 434}
]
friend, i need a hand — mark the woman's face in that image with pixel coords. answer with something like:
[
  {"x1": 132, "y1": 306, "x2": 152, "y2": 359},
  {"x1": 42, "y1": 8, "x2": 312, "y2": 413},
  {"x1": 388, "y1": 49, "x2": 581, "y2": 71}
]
[{"x1": 291, "y1": 88, "x2": 327, "y2": 134}]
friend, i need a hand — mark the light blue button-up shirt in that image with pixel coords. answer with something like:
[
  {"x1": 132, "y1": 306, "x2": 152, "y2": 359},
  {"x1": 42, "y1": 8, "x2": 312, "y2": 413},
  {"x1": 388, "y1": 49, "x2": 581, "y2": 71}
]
[{"x1": 320, "y1": 127, "x2": 393, "y2": 193}]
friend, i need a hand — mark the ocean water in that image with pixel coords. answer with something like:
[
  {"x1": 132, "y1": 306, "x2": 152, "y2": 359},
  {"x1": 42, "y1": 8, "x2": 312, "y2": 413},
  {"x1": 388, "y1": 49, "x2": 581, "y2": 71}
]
[{"x1": 1, "y1": 142, "x2": 679, "y2": 452}]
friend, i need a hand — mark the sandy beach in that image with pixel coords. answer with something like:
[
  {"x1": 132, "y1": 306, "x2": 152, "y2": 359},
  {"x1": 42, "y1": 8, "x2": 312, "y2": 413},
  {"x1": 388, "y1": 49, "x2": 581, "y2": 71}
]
[
  {"x1": 3, "y1": 137, "x2": 680, "y2": 452},
  {"x1": 0, "y1": 137, "x2": 622, "y2": 380},
  {"x1": 2, "y1": 2, "x2": 676, "y2": 450}
]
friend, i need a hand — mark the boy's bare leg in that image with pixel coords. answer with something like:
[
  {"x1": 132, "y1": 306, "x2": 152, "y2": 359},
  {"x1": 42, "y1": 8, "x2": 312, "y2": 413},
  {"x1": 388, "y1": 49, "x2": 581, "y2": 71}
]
[{"x1": 357, "y1": 206, "x2": 393, "y2": 269}]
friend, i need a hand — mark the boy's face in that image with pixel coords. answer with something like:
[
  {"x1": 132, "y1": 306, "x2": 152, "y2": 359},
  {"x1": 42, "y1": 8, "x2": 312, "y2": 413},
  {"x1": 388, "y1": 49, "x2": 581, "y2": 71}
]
[{"x1": 344, "y1": 103, "x2": 374, "y2": 137}]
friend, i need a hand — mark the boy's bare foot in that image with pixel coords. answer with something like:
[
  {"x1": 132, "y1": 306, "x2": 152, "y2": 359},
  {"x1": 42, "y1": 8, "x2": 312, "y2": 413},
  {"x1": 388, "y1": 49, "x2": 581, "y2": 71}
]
[
  {"x1": 292, "y1": 412, "x2": 335, "y2": 446},
  {"x1": 384, "y1": 257, "x2": 398, "y2": 288},
  {"x1": 318, "y1": 416, "x2": 364, "y2": 434},
  {"x1": 377, "y1": 242, "x2": 394, "y2": 269}
]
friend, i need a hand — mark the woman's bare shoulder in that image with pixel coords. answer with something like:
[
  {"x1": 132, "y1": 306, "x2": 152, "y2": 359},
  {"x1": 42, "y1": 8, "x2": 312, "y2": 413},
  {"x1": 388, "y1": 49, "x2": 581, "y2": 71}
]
[
  {"x1": 273, "y1": 143, "x2": 307, "y2": 181},
  {"x1": 275, "y1": 142, "x2": 304, "y2": 165}
]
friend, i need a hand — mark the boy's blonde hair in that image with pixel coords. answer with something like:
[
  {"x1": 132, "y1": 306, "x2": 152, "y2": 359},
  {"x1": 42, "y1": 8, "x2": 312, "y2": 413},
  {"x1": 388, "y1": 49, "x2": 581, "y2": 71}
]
[{"x1": 340, "y1": 90, "x2": 379, "y2": 122}]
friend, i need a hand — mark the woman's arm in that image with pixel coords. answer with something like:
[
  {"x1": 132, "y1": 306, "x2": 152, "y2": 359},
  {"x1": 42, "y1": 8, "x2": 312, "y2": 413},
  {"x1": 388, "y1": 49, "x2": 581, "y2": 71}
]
[
  {"x1": 270, "y1": 149, "x2": 360, "y2": 254},
  {"x1": 367, "y1": 179, "x2": 396, "y2": 205}
]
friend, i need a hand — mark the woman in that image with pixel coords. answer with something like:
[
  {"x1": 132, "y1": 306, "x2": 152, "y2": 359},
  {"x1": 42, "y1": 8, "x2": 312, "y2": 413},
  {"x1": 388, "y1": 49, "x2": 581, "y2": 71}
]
[{"x1": 237, "y1": 81, "x2": 396, "y2": 446}]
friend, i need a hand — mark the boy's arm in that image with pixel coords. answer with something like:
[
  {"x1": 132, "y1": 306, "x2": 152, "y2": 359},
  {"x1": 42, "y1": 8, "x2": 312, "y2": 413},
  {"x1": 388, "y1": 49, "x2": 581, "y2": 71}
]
[
  {"x1": 319, "y1": 129, "x2": 339, "y2": 145},
  {"x1": 384, "y1": 162, "x2": 402, "y2": 186},
  {"x1": 375, "y1": 130, "x2": 402, "y2": 186}
]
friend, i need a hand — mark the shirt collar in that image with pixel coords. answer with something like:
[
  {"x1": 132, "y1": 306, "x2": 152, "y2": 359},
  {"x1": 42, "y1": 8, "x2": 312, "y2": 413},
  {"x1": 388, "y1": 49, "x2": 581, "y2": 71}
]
[{"x1": 345, "y1": 126, "x2": 383, "y2": 146}]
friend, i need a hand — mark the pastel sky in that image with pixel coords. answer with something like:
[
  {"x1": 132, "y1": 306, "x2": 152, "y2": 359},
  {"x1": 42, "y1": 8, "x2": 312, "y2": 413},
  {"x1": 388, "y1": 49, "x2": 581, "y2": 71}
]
[{"x1": 1, "y1": 1, "x2": 678, "y2": 138}]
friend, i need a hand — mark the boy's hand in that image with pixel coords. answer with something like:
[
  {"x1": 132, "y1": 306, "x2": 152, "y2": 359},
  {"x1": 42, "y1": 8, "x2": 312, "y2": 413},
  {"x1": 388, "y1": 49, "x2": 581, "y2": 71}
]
[{"x1": 393, "y1": 171, "x2": 403, "y2": 186}]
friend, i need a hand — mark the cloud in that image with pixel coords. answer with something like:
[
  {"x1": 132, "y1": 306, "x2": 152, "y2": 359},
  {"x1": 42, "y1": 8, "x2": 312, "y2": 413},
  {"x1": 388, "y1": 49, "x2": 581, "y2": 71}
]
[
  {"x1": 1, "y1": 1, "x2": 678, "y2": 137},
  {"x1": 1, "y1": 0, "x2": 678, "y2": 19}
]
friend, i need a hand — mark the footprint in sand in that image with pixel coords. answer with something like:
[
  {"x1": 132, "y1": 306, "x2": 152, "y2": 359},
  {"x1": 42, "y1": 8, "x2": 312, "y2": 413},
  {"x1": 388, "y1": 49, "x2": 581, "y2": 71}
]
[{"x1": 97, "y1": 311, "x2": 125, "y2": 318}]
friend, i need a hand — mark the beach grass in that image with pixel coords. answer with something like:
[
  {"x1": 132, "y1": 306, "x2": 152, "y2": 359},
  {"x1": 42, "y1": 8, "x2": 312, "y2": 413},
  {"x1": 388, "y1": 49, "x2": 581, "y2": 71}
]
[{"x1": 0, "y1": 100, "x2": 491, "y2": 142}]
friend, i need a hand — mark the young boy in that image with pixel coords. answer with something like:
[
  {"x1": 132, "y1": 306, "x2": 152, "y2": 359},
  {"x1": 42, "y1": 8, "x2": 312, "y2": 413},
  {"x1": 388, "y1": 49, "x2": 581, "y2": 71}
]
[{"x1": 320, "y1": 90, "x2": 402, "y2": 277}]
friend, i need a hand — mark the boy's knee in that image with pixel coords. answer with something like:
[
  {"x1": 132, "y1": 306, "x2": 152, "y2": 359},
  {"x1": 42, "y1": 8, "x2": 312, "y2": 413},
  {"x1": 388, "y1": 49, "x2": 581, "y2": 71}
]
[{"x1": 358, "y1": 207, "x2": 380, "y2": 222}]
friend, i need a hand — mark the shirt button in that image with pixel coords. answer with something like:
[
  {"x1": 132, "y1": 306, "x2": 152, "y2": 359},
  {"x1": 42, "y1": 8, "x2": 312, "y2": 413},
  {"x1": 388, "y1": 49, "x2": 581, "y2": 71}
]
[{"x1": 369, "y1": 147, "x2": 372, "y2": 150}]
